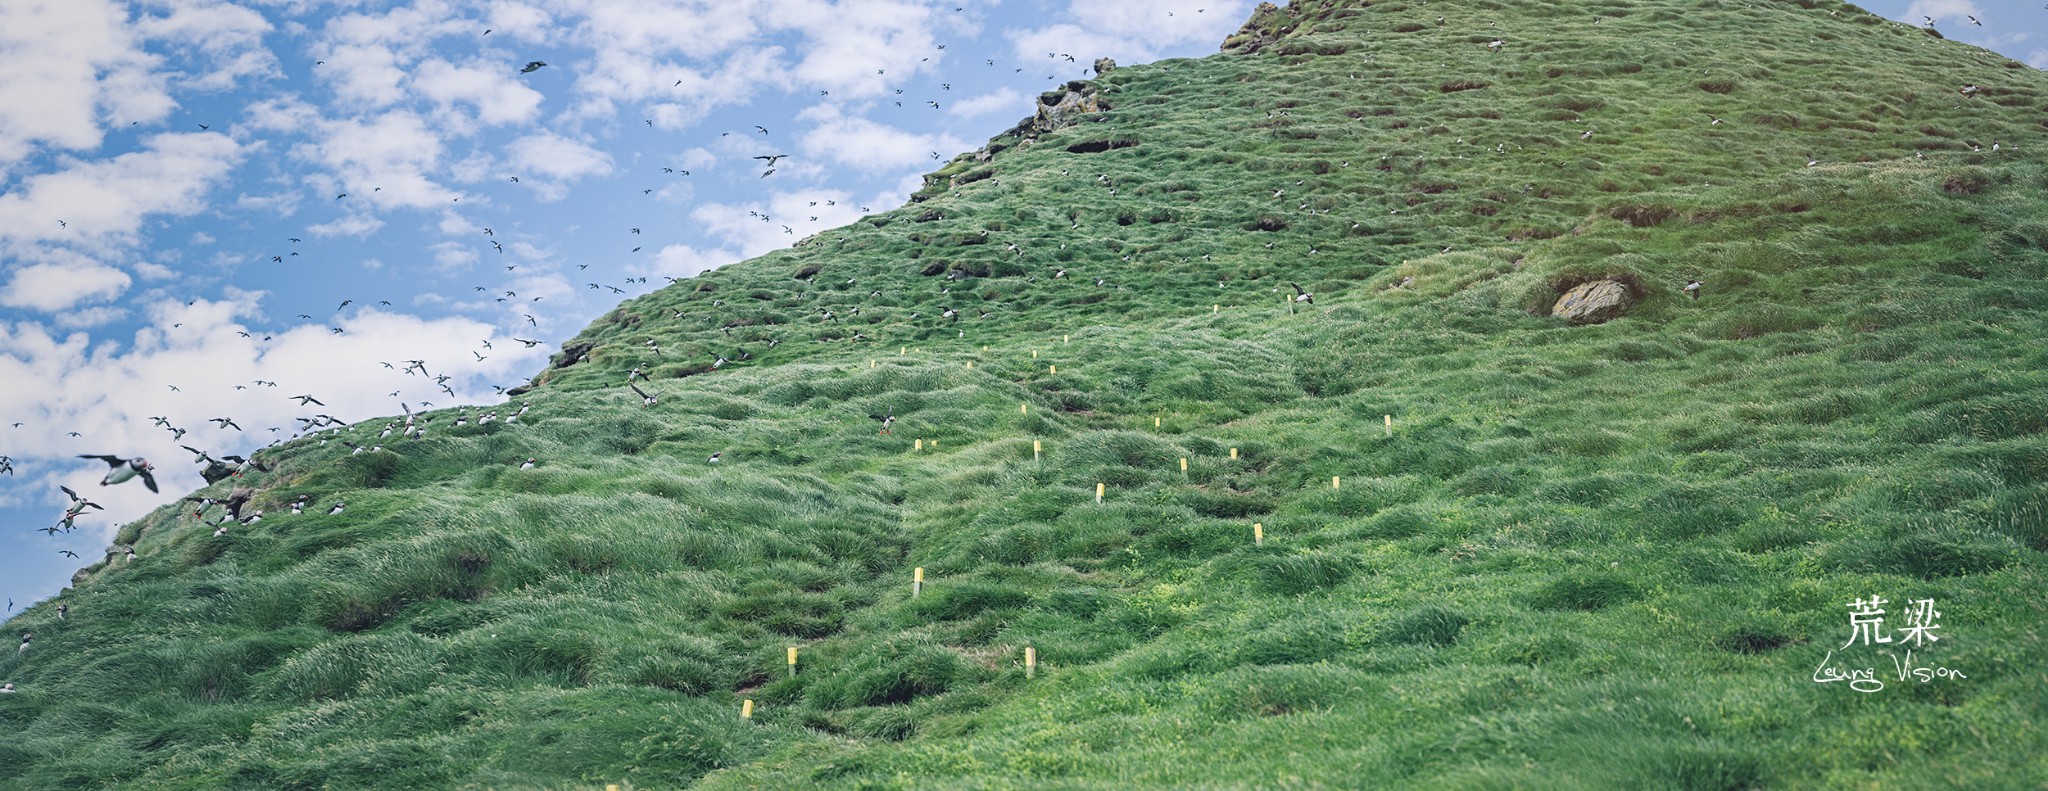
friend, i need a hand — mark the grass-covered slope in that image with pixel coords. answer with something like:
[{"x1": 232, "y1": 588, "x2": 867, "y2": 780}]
[{"x1": 5, "y1": 0, "x2": 2048, "y2": 787}]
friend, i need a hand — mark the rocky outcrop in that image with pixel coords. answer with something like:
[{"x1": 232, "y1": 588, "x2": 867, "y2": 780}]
[
  {"x1": 1222, "y1": 2, "x2": 1292, "y2": 54},
  {"x1": 1032, "y1": 81, "x2": 1107, "y2": 135},
  {"x1": 1093, "y1": 57, "x2": 1115, "y2": 76},
  {"x1": 1551, "y1": 280, "x2": 1636, "y2": 324}
]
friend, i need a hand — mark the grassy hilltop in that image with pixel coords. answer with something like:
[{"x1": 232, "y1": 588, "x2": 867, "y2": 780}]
[{"x1": 5, "y1": 0, "x2": 2048, "y2": 787}]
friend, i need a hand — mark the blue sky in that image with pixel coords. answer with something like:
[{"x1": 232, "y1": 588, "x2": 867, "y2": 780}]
[{"x1": 0, "y1": 0, "x2": 2039, "y2": 613}]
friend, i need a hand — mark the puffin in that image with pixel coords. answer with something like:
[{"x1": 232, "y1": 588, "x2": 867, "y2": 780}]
[
  {"x1": 328, "y1": 501, "x2": 345, "y2": 515},
  {"x1": 1684, "y1": 280, "x2": 1703, "y2": 301},
  {"x1": 630, "y1": 382, "x2": 658, "y2": 406},
  {"x1": 0, "y1": 682, "x2": 15, "y2": 693},
  {"x1": 80, "y1": 455, "x2": 158, "y2": 492},
  {"x1": 55, "y1": 604, "x2": 66, "y2": 620},
  {"x1": 520, "y1": 457, "x2": 537, "y2": 469},
  {"x1": 17, "y1": 633, "x2": 30, "y2": 654},
  {"x1": 707, "y1": 451, "x2": 722, "y2": 464},
  {"x1": 1289, "y1": 283, "x2": 1315, "y2": 305}
]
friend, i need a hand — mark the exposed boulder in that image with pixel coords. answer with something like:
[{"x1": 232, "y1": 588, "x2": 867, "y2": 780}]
[
  {"x1": 1093, "y1": 57, "x2": 1116, "y2": 75},
  {"x1": 552, "y1": 340, "x2": 596, "y2": 369},
  {"x1": 1551, "y1": 279, "x2": 1636, "y2": 324},
  {"x1": 1033, "y1": 81, "x2": 1107, "y2": 135}
]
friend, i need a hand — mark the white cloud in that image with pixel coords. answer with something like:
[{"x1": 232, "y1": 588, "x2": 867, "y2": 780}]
[
  {"x1": 0, "y1": 132, "x2": 244, "y2": 248},
  {"x1": 798, "y1": 107, "x2": 970, "y2": 172},
  {"x1": 950, "y1": 87, "x2": 1026, "y2": 119},
  {"x1": 0, "y1": 256, "x2": 134, "y2": 312},
  {"x1": 504, "y1": 131, "x2": 614, "y2": 199},
  {"x1": 1009, "y1": 0, "x2": 1249, "y2": 66},
  {"x1": 414, "y1": 57, "x2": 546, "y2": 126},
  {"x1": 307, "y1": 212, "x2": 386, "y2": 238},
  {"x1": 135, "y1": 0, "x2": 281, "y2": 91},
  {"x1": 432, "y1": 240, "x2": 481, "y2": 271},
  {"x1": 0, "y1": 0, "x2": 171, "y2": 176},
  {"x1": 297, "y1": 110, "x2": 460, "y2": 210}
]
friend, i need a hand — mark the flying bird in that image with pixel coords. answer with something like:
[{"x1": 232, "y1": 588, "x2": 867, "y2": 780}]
[
  {"x1": 520, "y1": 61, "x2": 547, "y2": 73},
  {"x1": 79, "y1": 455, "x2": 158, "y2": 493}
]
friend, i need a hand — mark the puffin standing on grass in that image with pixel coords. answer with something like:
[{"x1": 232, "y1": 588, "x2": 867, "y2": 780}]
[{"x1": 80, "y1": 455, "x2": 158, "y2": 492}]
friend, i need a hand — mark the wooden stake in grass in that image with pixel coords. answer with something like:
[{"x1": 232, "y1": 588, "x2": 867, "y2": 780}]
[
  {"x1": 1025, "y1": 646, "x2": 1037, "y2": 679},
  {"x1": 912, "y1": 566, "x2": 924, "y2": 599},
  {"x1": 741, "y1": 700, "x2": 754, "y2": 719},
  {"x1": 1254, "y1": 523, "x2": 1264, "y2": 546},
  {"x1": 787, "y1": 647, "x2": 799, "y2": 677},
  {"x1": 1033, "y1": 439, "x2": 1042, "y2": 462},
  {"x1": 1096, "y1": 482, "x2": 1104, "y2": 505},
  {"x1": 1333, "y1": 476, "x2": 1341, "y2": 489},
  {"x1": 1385, "y1": 414, "x2": 1393, "y2": 437}
]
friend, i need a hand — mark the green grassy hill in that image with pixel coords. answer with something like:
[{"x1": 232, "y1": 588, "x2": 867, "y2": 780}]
[{"x1": 6, "y1": 0, "x2": 2047, "y2": 787}]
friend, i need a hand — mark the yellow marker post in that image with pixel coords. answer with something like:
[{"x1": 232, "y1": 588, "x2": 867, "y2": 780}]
[
  {"x1": 1025, "y1": 646, "x2": 1037, "y2": 679},
  {"x1": 1032, "y1": 349, "x2": 1038, "y2": 358},
  {"x1": 787, "y1": 647, "x2": 799, "y2": 677},
  {"x1": 1095, "y1": 482, "x2": 1104, "y2": 504},
  {"x1": 741, "y1": 700, "x2": 754, "y2": 719},
  {"x1": 1021, "y1": 404, "x2": 1028, "y2": 415},
  {"x1": 1230, "y1": 447, "x2": 1239, "y2": 459},
  {"x1": 1180, "y1": 457, "x2": 1188, "y2": 473},
  {"x1": 1385, "y1": 414, "x2": 1393, "y2": 437},
  {"x1": 915, "y1": 438, "x2": 923, "y2": 451},
  {"x1": 870, "y1": 359, "x2": 876, "y2": 368},
  {"x1": 1155, "y1": 416, "x2": 1161, "y2": 428},
  {"x1": 1333, "y1": 476, "x2": 1341, "y2": 490},
  {"x1": 913, "y1": 566, "x2": 924, "y2": 599},
  {"x1": 1254, "y1": 523, "x2": 1264, "y2": 546},
  {"x1": 900, "y1": 347, "x2": 906, "y2": 355},
  {"x1": 1049, "y1": 365, "x2": 1057, "y2": 374},
  {"x1": 967, "y1": 361, "x2": 973, "y2": 369},
  {"x1": 1033, "y1": 439, "x2": 1042, "y2": 462},
  {"x1": 1213, "y1": 304, "x2": 1219, "y2": 313},
  {"x1": 1063, "y1": 335, "x2": 1069, "y2": 344}
]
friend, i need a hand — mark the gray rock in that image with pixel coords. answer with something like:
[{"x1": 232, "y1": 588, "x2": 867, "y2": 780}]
[
  {"x1": 1551, "y1": 279, "x2": 1634, "y2": 324},
  {"x1": 1093, "y1": 57, "x2": 1116, "y2": 75},
  {"x1": 1034, "y1": 81, "x2": 1106, "y2": 134}
]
